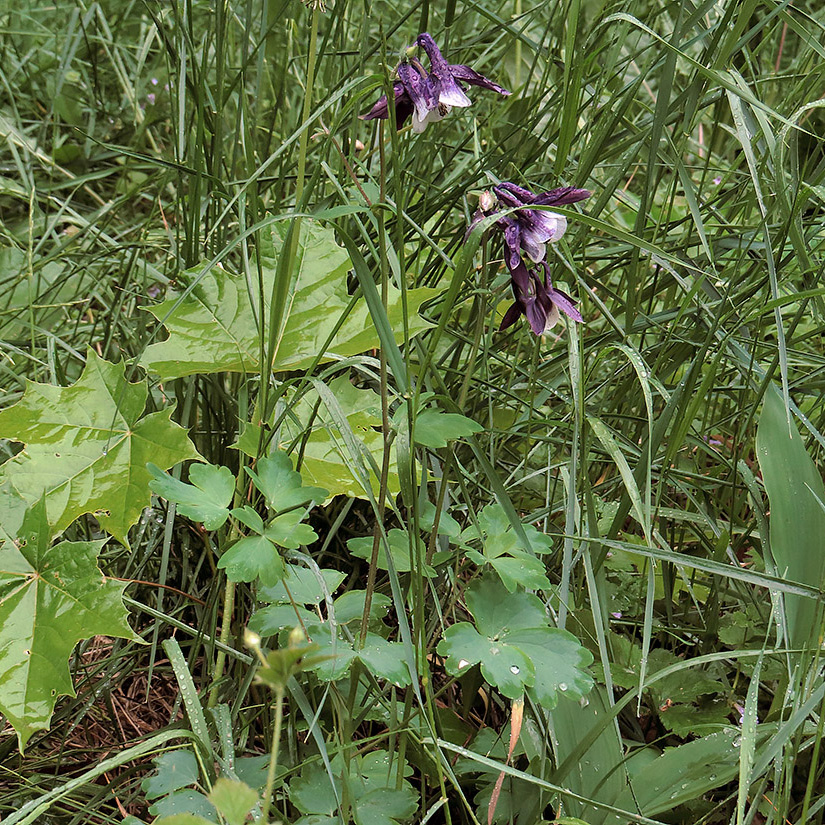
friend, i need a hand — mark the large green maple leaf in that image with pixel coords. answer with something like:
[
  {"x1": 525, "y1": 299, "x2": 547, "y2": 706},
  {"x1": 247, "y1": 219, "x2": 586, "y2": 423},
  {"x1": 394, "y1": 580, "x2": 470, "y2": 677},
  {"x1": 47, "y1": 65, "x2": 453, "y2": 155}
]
[
  {"x1": 0, "y1": 350, "x2": 200, "y2": 544},
  {"x1": 140, "y1": 220, "x2": 439, "y2": 379},
  {"x1": 0, "y1": 497, "x2": 138, "y2": 749}
]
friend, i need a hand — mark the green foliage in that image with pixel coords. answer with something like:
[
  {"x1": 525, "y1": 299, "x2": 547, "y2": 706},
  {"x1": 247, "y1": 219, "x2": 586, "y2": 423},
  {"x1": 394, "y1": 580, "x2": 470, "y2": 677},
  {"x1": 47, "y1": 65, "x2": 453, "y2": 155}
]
[
  {"x1": 148, "y1": 463, "x2": 236, "y2": 530},
  {"x1": 149, "y1": 451, "x2": 324, "y2": 587},
  {"x1": 0, "y1": 499, "x2": 136, "y2": 748},
  {"x1": 141, "y1": 221, "x2": 438, "y2": 379},
  {"x1": 438, "y1": 576, "x2": 594, "y2": 706},
  {"x1": 756, "y1": 384, "x2": 825, "y2": 649},
  {"x1": 237, "y1": 377, "x2": 399, "y2": 499},
  {"x1": 289, "y1": 752, "x2": 418, "y2": 825},
  {"x1": 459, "y1": 504, "x2": 554, "y2": 591},
  {"x1": 5, "y1": 0, "x2": 825, "y2": 822},
  {"x1": 0, "y1": 350, "x2": 199, "y2": 545}
]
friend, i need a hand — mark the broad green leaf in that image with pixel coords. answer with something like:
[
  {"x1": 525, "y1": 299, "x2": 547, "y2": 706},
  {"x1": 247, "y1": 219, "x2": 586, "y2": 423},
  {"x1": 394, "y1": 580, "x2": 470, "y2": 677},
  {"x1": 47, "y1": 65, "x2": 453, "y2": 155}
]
[
  {"x1": 419, "y1": 500, "x2": 461, "y2": 539},
  {"x1": 149, "y1": 790, "x2": 217, "y2": 819},
  {"x1": 438, "y1": 577, "x2": 594, "y2": 706},
  {"x1": 218, "y1": 535, "x2": 286, "y2": 586},
  {"x1": 142, "y1": 750, "x2": 200, "y2": 799},
  {"x1": 290, "y1": 762, "x2": 341, "y2": 817},
  {"x1": 348, "y1": 528, "x2": 436, "y2": 577},
  {"x1": 148, "y1": 463, "x2": 235, "y2": 530},
  {"x1": 141, "y1": 221, "x2": 439, "y2": 378},
  {"x1": 459, "y1": 504, "x2": 553, "y2": 591},
  {"x1": 265, "y1": 509, "x2": 318, "y2": 548},
  {"x1": 353, "y1": 787, "x2": 418, "y2": 825},
  {"x1": 219, "y1": 508, "x2": 317, "y2": 586},
  {"x1": 289, "y1": 752, "x2": 417, "y2": 825},
  {"x1": 0, "y1": 350, "x2": 199, "y2": 545},
  {"x1": 259, "y1": 563, "x2": 346, "y2": 605},
  {"x1": 152, "y1": 817, "x2": 216, "y2": 825},
  {"x1": 393, "y1": 405, "x2": 484, "y2": 449},
  {"x1": 208, "y1": 778, "x2": 258, "y2": 825},
  {"x1": 246, "y1": 452, "x2": 328, "y2": 512},
  {"x1": 352, "y1": 751, "x2": 418, "y2": 825},
  {"x1": 756, "y1": 384, "x2": 825, "y2": 650},
  {"x1": 329, "y1": 590, "x2": 391, "y2": 624},
  {"x1": 237, "y1": 377, "x2": 398, "y2": 500},
  {"x1": 309, "y1": 630, "x2": 411, "y2": 685},
  {"x1": 248, "y1": 603, "x2": 318, "y2": 637},
  {"x1": 0, "y1": 498, "x2": 137, "y2": 749},
  {"x1": 611, "y1": 728, "x2": 762, "y2": 818}
]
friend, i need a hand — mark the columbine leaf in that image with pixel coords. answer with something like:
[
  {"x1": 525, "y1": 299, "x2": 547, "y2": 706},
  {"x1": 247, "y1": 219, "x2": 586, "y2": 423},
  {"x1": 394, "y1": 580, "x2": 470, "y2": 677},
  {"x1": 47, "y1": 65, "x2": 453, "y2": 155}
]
[
  {"x1": 0, "y1": 349, "x2": 199, "y2": 545},
  {"x1": 141, "y1": 221, "x2": 439, "y2": 379},
  {"x1": 259, "y1": 563, "x2": 346, "y2": 605},
  {"x1": 409, "y1": 409, "x2": 484, "y2": 449},
  {"x1": 245, "y1": 451, "x2": 328, "y2": 512},
  {"x1": 218, "y1": 535, "x2": 286, "y2": 587},
  {"x1": 208, "y1": 778, "x2": 259, "y2": 825},
  {"x1": 437, "y1": 577, "x2": 594, "y2": 707},
  {"x1": 264, "y1": 510, "x2": 318, "y2": 548},
  {"x1": 357, "y1": 634, "x2": 412, "y2": 686},
  {"x1": 148, "y1": 463, "x2": 235, "y2": 530},
  {"x1": 0, "y1": 498, "x2": 137, "y2": 749},
  {"x1": 347, "y1": 528, "x2": 436, "y2": 577},
  {"x1": 142, "y1": 749, "x2": 200, "y2": 799},
  {"x1": 289, "y1": 762, "x2": 341, "y2": 817}
]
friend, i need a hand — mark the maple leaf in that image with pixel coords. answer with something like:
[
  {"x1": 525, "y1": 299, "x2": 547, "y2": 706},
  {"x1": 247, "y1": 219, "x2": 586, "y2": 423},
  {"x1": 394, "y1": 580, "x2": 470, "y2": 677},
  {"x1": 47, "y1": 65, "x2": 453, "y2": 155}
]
[
  {"x1": 0, "y1": 349, "x2": 200, "y2": 545},
  {"x1": 140, "y1": 220, "x2": 439, "y2": 379},
  {"x1": 0, "y1": 497, "x2": 138, "y2": 750}
]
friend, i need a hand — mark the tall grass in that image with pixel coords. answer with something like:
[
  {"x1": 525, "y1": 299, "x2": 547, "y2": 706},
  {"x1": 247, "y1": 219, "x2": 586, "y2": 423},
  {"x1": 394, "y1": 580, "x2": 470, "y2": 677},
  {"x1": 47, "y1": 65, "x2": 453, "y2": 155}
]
[{"x1": 1, "y1": 0, "x2": 825, "y2": 823}]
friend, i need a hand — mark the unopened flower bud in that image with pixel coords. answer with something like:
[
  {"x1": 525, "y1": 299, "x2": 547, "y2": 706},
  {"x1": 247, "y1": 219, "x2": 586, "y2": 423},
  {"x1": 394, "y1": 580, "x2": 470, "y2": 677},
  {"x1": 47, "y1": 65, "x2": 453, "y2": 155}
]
[{"x1": 479, "y1": 189, "x2": 495, "y2": 212}]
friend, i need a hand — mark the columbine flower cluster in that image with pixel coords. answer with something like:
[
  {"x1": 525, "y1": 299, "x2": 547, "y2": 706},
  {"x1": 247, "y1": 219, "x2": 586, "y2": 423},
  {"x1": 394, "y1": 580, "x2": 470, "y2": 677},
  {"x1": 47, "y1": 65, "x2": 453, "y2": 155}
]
[
  {"x1": 359, "y1": 33, "x2": 590, "y2": 334},
  {"x1": 469, "y1": 183, "x2": 591, "y2": 336},
  {"x1": 360, "y1": 33, "x2": 510, "y2": 133}
]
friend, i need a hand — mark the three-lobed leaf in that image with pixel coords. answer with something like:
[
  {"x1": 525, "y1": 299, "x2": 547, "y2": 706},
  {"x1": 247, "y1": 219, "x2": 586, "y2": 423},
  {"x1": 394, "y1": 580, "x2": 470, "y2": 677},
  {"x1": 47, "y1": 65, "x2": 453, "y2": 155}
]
[
  {"x1": 438, "y1": 577, "x2": 593, "y2": 706},
  {"x1": 245, "y1": 452, "x2": 328, "y2": 512},
  {"x1": 148, "y1": 463, "x2": 235, "y2": 530}
]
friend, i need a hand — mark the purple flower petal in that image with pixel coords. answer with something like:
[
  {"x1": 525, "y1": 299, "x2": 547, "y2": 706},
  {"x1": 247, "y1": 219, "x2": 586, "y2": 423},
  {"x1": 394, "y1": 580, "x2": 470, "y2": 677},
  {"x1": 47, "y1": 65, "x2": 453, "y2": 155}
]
[
  {"x1": 499, "y1": 301, "x2": 522, "y2": 330},
  {"x1": 533, "y1": 186, "x2": 591, "y2": 206},
  {"x1": 524, "y1": 299, "x2": 547, "y2": 335},
  {"x1": 416, "y1": 33, "x2": 471, "y2": 108},
  {"x1": 449, "y1": 64, "x2": 511, "y2": 96},
  {"x1": 360, "y1": 82, "x2": 414, "y2": 128},
  {"x1": 549, "y1": 288, "x2": 583, "y2": 323},
  {"x1": 397, "y1": 62, "x2": 432, "y2": 123},
  {"x1": 503, "y1": 223, "x2": 523, "y2": 270},
  {"x1": 495, "y1": 182, "x2": 535, "y2": 204},
  {"x1": 521, "y1": 211, "x2": 567, "y2": 254}
]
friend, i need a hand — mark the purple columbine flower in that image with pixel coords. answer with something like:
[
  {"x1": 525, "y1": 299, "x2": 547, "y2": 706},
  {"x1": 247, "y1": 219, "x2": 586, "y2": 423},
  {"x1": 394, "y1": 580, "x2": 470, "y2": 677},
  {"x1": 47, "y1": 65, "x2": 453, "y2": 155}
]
[
  {"x1": 493, "y1": 182, "x2": 591, "y2": 267},
  {"x1": 467, "y1": 181, "x2": 591, "y2": 336},
  {"x1": 360, "y1": 32, "x2": 510, "y2": 133},
  {"x1": 500, "y1": 258, "x2": 583, "y2": 336}
]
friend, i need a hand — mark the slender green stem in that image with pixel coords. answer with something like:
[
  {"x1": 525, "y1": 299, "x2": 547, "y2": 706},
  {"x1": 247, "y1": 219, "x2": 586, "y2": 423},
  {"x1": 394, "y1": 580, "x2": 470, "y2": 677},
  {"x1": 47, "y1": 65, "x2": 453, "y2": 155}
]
[
  {"x1": 208, "y1": 579, "x2": 235, "y2": 708},
  {"x1": 261, "y1": 687, "x2": 285, "y2": 824},
  {"x1": 295, "y1": 7, "x2": 321, "y2": 209}
]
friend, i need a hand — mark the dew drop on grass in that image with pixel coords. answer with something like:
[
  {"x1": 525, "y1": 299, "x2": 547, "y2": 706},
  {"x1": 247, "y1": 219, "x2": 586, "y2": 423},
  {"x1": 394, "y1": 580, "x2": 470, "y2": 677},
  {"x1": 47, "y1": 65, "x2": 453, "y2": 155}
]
[
  {"x1": 510, "y1": 665, "x2": 520, "y2": 674},
  {"x1": 558, "y1": 682, "x2": 568, "y2": 691}
]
